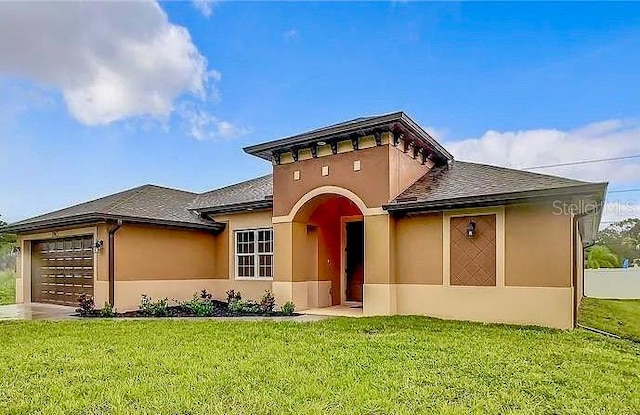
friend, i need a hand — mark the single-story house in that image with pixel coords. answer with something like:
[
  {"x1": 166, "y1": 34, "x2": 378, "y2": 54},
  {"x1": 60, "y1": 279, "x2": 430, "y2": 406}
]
[{"x1": 2, "y1": 112, "x2": 607, "y2": 328}]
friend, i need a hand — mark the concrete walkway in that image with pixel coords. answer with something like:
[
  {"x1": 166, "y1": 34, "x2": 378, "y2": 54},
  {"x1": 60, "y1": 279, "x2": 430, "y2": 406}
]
[{"x1": 0, "y1": 303, "x2": 78, "y2": 320}]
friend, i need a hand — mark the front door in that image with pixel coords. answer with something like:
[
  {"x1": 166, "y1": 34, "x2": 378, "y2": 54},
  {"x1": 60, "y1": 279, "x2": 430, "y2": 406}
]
[{"x1": 345, "y1": 220, "x2": 364, "y2": 303}]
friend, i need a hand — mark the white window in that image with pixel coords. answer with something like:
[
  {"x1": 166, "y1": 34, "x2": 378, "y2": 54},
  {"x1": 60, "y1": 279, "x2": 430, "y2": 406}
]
[{"x1": 235, "y1": 228, "x2": 273, "y2": 279}]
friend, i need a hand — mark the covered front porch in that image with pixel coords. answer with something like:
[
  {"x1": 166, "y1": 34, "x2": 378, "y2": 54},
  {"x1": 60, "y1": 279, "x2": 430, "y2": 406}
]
[{"x1": 271, "y1": 186, "x2": 396, "y2": 315}]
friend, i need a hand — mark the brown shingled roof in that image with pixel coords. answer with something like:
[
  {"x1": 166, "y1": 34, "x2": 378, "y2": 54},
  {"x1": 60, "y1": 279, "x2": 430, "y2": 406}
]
[
  {"x1": 387, "y1": 161, "x2": 606, "y2": 210},
  {"x1": 188, "y1": 174, "x2": 273, "y2": 213},
  {"x1": 2, "y1": 185, "x2": 222, "y2": 233}
]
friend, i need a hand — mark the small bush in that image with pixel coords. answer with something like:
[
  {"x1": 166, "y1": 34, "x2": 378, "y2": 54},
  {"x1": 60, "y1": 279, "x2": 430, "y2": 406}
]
[
  {"x1": 140, "y1": 295, "x2": 169, "y2": 317},
  {"x1": 200, "y1": 289, "x2": 212, "y2": 301},
  {"x1": 228, "y1": 299, "x2": 246, "y2": 313},
  {"x1": 259, "y1": 290, "x2": 276, "y2": 313},
  {"x1": 100, "y1": 302, "x2": 116, "y2": 318},
  {"x1": 226, "y1": 289, "x2": 241, "y2": 303},
  {"x1": 244, "y1": 301, "x2": 261, "y2": 314},
  {"x1": 76, "y1": 294, "x2": 95, "y2": 316},
  {"x1": 281, "y1": 301, "x2": 295, "y2": 316},
  {"x1": 228, "y1": 299, "x2": 261, "y2": 314},
  {"x1": 184, "y1": 295, "x2": 214, "y2": 317}
]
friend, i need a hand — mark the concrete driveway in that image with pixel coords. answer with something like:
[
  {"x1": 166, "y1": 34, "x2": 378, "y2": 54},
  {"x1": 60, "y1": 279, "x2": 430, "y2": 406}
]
[{"x1": 0, "y1": 303, "x2": 77, "y2": 320}]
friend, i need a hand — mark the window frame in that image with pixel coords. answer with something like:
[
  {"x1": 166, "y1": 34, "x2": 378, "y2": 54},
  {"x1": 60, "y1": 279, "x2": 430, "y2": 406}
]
[{"x1": 234, "y1": 228, "x2": 274, "y2": 280}]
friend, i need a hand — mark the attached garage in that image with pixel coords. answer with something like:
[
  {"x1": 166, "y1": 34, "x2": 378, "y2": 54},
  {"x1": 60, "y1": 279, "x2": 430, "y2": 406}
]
[{"x1": 31, "y1": 235, "x2": 94, "y2": 305}]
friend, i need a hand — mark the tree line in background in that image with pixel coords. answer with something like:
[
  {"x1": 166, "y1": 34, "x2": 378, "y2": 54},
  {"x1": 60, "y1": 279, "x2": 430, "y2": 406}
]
[
  {"x1": 0, "y1": 215, "x2": 16, "y2": 271},
  {"x1": 587, "y1": 218, "x2": 640, "y2": 269}
]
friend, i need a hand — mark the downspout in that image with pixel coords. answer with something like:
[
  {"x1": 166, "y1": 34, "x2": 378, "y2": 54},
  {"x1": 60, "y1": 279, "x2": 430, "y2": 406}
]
[
  {"x1": 572, "y1": 212, "x2": 591, "y2": 328},
  {"x1": 108, "y1": 219, "x2": 123, "y2": 306}
]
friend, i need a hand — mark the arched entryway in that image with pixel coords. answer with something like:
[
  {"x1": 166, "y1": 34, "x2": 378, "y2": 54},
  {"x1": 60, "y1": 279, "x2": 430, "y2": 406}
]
[
  {"x1": 293, "y1": 193, "x2": 364, "y2": 306},
  {"x1": 273, "y1": 186, "x2": 395, "y2": 315}
]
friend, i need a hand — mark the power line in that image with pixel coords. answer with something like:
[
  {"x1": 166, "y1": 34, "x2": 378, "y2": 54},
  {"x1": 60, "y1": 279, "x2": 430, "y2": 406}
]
[
  {"x1": 608, "y1": 188, "x2": 640, "y2": 194},
  {"x1": 524, "y1": 154, "x2": 640, "y2": 170}
]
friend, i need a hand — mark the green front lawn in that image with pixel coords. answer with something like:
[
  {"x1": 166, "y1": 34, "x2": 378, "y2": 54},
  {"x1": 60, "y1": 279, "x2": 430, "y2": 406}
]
[
  {"x1": 0, "y1": 317, "x2": 638, "y2": 414},
  {"x1": 0, "y1": 269, "x2": 15, "y2": 305},
  {"x1": 579, "y1": 297, "x2": 640, "y2": 342}
]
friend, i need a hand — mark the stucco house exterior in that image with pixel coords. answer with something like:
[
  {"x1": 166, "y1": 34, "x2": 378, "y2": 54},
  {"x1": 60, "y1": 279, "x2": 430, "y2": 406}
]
[{"x1": 2, "y1": 112, "x2": 607, "y2": 328}]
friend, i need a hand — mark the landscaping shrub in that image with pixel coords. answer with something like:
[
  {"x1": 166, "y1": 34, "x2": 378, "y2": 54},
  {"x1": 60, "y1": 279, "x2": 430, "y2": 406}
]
[
  {"x1": 139, "y1": 295, "x2": 169, "y2": 317},
  {"x1": 259, "y1": 290, "x2": 276, "y2": 313},
  {"x1": 183, "y1": 295, "x2": 214, "y2": 317},
  {"x1": 100, "y1": 302, "x2": 115, "y2": 317},
  {"x1": 76, "y1": 294, "x2": 95, "y2": 316},
  {"x1": 228, "y1": 299, "x2": 260, "y2": 314},
  {"x1": 199, "y1": 289, "x2": 212, "y2": 301},
  {"x1": 226, "y1": 289, "x2": 241, "y2": 303},
  {"x1": 281, "y1": 301, "x2": 295, "y2": 316}
]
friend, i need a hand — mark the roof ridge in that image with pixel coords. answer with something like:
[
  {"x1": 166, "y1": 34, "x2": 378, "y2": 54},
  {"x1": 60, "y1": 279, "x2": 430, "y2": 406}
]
[
  {"x1": 142, "y1": 184, "x2": 198, "y2": 195},
  {"x1": 103, "y1": 185, "x2": 153, "y2": 214}
]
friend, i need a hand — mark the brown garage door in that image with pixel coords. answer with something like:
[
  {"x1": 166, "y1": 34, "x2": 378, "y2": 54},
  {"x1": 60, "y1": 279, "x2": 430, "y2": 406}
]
[{"x1": 31, "y1": 236, "x2": 94, "y2": 305}]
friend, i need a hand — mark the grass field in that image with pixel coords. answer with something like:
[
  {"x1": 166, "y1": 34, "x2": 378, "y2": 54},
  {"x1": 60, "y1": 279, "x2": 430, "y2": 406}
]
[
  {"x1": 0, "y1": 269, "x2": 15, "y2": 305},
  {"x1": 579, "y1": 297, "x2": 640, "y2": 342},
  {"x1": 0, "y1": 317, "x2": 638, "y2": 414}
]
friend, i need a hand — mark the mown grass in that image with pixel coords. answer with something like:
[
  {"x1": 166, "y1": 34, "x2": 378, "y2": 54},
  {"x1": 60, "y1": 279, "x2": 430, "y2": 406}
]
[
  {"x1": 0, "y1": 317, "x2": 638, "y2": 414},
  {"x1": 579, "y1": 297, "x2": 640, "y2": 342},
  {"x1": 0, "y1": 269, "x2": 15, "y2": 305}
]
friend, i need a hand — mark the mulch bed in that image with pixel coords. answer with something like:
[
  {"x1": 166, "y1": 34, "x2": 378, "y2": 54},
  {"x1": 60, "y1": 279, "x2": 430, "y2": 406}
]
[{"x1": 78, "y1": 300, "x2": 298, "y2": 318}]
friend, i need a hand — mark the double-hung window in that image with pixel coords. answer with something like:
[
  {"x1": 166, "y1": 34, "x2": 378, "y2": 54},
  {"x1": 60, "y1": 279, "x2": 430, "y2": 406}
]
[{"x1": 235, "y1": 228, "x2": 273, "y2": 279}]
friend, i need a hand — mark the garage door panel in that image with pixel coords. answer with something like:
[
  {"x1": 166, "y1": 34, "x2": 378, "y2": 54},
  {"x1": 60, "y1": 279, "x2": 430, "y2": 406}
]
[
  {"x1": 40, "y1": 268, "x2": 93, "y2": 278},
  {"x1": 32, "y1": 235, "x2": 94, "y2": 306}
]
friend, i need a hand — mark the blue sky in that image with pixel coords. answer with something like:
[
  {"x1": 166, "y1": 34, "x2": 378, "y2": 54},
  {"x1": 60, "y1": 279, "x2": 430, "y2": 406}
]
[{"x1": 1, "y1": 1, "x2": 639, "y2": 224}]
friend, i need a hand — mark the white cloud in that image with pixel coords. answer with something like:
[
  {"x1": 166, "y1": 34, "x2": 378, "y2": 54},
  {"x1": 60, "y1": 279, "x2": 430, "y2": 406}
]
[
  {"x1": 193, "y1": 0, "x2": 214, "y2": 18},
  {"x1": 0, "y1": 1, "x2": 218, "y2": 126},
  {"x1": 178, "y1": 104, "x2": 248, "y2": 141},
  {"x1": 284, "y1": 29, "x2": 299, "y2": 40},
  {"x1": 444, "y1": 120, "x2": 640, "y2": 184}
]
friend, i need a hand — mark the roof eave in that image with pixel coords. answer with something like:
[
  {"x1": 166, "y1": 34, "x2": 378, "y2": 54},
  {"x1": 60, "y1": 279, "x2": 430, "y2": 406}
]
[
  {"x1": 242, "y1": 112, "x2": 453, "y2": 162},
  {"x1": 399, "y1": 112, "x2": 454, "y2": 160},
  {"x1": 0, "y1": 213, "x2": 224, "y2": 234},
  {"x1": 383, "y1": 183, "x2": 608, "y2": 214},
  {"x1": 578, "y1": 183, "x2": 608, "y2": 244}
]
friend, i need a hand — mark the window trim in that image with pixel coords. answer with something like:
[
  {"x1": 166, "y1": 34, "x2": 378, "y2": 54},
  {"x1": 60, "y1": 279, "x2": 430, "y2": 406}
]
[{"x1": 234, "y1": 228, "x2": 274, "y2": 280}]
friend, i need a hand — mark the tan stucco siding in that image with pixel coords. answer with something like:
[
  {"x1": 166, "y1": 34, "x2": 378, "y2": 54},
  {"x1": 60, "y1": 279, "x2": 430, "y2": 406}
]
[
  {"x1": 393, "y1": 284, "x2": 573, "y2": 329},
  {"x1": 96, "y1": 225, "x2": 109, "y2": 281},
  {"x1": 364, "y1": 214, "x2": 396, "y2": 285},
  {"x1": 213, "y1": 227, "x2": 229, "y2": 278},
  {"x1": 273, "y1": 145, "x2": 391, "y2": 216},
  {"x1": 388, "y1": 145, "x2": 432, "y2": 201},
  {"x1": 114, "y1": 224, "x2": 217, "y2": 281},
  {"x1": 505, "y1": 203, "x2": 573, "y2": 287},
  {"x1": 394, "y1": 213, "x2": 443, "y2": 285},
  {"x1": 115, "y1": 279, "x2": 273, "y2": 312}
]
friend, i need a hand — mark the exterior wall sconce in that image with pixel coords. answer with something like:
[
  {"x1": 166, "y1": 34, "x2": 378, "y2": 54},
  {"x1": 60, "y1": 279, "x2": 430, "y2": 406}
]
[
  {"x1": 466, "y1": 221, "x2": 476, "y2": 238},
  {"x1": 10, "y1": 246, "x2": 21, "y2": 257},
  {"x1": 93, "y1": 240, "x2": 104, "y2": 253}
]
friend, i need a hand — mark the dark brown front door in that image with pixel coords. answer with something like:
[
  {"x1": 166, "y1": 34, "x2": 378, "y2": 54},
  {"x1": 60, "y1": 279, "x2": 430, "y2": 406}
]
[
  {"x1": 345, "y1": 221, "x2": 364, "y2": 302},
  {"x1": 31, "y1": 236, "x2": 94, "y2": 305}
]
